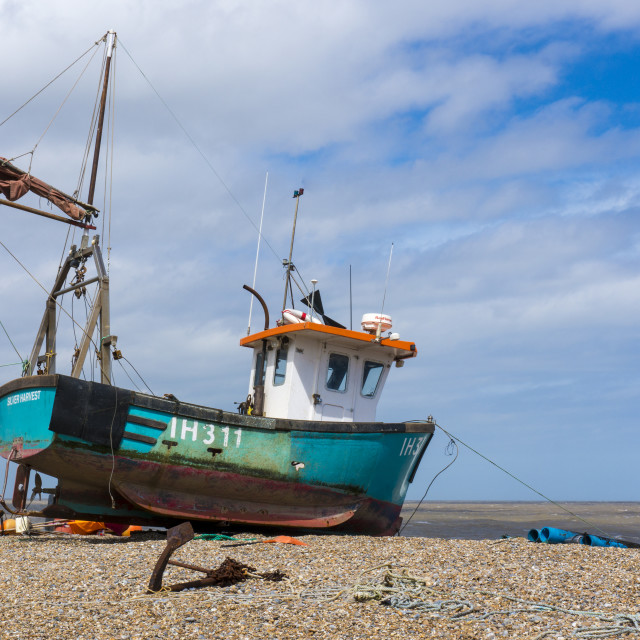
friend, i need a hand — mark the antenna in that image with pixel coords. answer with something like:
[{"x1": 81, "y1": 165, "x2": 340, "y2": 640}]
[
  {"x1": 282, "y1": 188, "x2": 304, "y2": 311},
  {"x1": 349, "y1": 264, "x2": 353, "y2": 331},
  {"x1": 376, "y1": 242, "x2": 394, "y2": 341},
  {"x1": 381, "y1": 242, "x2": 394, "y2": 316},
  {"x1": 247, "y1": 172, "x2": 268, "y2": 335}
]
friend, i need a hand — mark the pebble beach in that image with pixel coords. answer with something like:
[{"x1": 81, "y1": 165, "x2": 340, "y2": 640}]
[{"x1": 1, "y1": 528, "x2": 638, "y2": 640}]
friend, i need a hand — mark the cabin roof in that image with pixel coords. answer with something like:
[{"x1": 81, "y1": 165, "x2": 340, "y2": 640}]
[{"x1": 240, "y1": 322, "x2": 417, "y2": 358}]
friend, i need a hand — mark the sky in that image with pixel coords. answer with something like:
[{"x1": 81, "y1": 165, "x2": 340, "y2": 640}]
[{"x1": 1, "y1": 0, "x2": 639, "y2": 505}]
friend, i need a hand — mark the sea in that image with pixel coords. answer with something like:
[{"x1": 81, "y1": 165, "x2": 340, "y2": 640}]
[{"x1": 399, "y1": 501, "x2": 640, "y2": 545}]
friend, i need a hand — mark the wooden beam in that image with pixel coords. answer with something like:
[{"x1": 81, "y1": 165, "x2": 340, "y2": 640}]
[{"x1": 0, "y1": 198, "x2": 96, "y2": 229}]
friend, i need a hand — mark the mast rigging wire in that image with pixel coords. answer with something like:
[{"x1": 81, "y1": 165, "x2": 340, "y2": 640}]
[
  {"x1": 0, "y1": 318, "x2": 24, "y2": 363},
  {"x1": 121, "y1": 356, "x2": 154, "y2": 396},
  {"x1": 0, "y1": 38, "x2": 102, "y2": 129},
  {"x1": 75, "y1": 47, "x2": 107, "y2": 201},
  {"x1": 0, "y1": 239, "x2": 111, "y2": 383},
  {"x1": 117, "y1": 39, "x2": 284, "y2": 267},
  {"x1": 28, "y1": 44, "x2": 103, "y2": 171},
  {"x1": 106, "y1": 45, "x2": 117, "y2": 274}
]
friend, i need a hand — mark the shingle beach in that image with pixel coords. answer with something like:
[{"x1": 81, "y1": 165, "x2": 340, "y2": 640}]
[{"x1": 1, "y1": 530, "x2": 638, "y2": 640}]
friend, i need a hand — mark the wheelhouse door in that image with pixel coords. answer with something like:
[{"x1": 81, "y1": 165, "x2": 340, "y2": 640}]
[{"x1": 314, "y1": 347, "x2": 358, "y2": 421}]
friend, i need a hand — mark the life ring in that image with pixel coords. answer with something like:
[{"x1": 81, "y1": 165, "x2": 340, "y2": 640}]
[{"x1": 282, "y1": 308, "x2": 323, "y2": 325}]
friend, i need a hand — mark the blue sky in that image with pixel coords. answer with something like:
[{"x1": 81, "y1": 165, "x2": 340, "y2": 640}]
[{"x1": 1, "y1": 0, "x2": 639, "y2": 504}]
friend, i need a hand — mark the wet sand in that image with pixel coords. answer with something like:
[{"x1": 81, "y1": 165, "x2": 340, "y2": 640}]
[{"x1": 400, "y1": 501, "x2": 640, "y2": 544}]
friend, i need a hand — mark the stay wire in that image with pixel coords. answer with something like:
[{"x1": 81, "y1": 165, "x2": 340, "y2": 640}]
[
  {"x1": 75, "y1": 46, "x2": 106, "y2": 199},
  {"x1": 117, "y1": 359, "x2": 142, "y2": 392},
  {"x1": 117, "y1": 39, "x2": 282, "y2": 265},
  {"x1": 121, "y1": 356, "x2": 154, "y2": 396},
  {"x1": 0, "y1": 239, "x2": 110, "y2": 383},
  {"x1": 429, "y1": 422, "x2": 613, "y2": 539},
  {"x1": 0, "y1": 38, "x2": 102, "y2": 129},
  {"x1": 0, "y1": 317, "x2": 24, "y2": 363},
  {"x1": 107, "y1": 45, "x2": 117, "y2": 274},
  {"x1": 30, "y1": 43, "x2": 103, "y2": 164},
  {"x1": 100, "y1": 44, "x2": 116, "y2": 242}
]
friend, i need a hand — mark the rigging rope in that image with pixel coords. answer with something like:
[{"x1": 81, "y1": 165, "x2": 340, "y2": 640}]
[
  {"x1": 0, "y1": 239, "x2": 111, "y2": 383},
  {"x1": 351, "y1": 564, "x2": 640, "y2": 638},
  {"x1": 106, "y1": 44, "x2": 117, "y2": 275},
  {"x1": 0, "y1": 317, "x2": 24, "y2": 363},
  {"x1": 0, "y1": 38, "x2": 102, "y2": 129},
  {"x1": 75, "y1": 46, "x2": 106, "y2": 200},
  {"x1": 121, "y1": 356, "x2": 154, "y2": 396},
  {"x1": 117, "y1": 38, "x2": 284, "y2": 267},
  {"x1": 27, "y1": 44, "x2": 103, "y2": 170},
  {"x1": 117, "y1": 358, "x2": 142, "y2": 392}
]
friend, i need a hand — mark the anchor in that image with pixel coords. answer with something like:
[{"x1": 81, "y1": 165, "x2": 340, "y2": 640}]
[{"x1": 147, "y1": 522, "x2": 287, "y2": 593}]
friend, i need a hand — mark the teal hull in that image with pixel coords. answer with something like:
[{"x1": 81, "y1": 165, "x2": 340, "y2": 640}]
[{"x1": 0, "y1": 375, "x2": 433, "y2": 535}]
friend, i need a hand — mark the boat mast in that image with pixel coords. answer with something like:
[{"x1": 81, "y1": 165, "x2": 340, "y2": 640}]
[
  {"x1": 25, "y1": 31, "x2": 117, "y2": 384},
  {"x1": 282, "y1": 188, "x2": 303, "y2": 311},
  {"x1": 87, "y1": 30, "x2": 116, "y2": 208},
  {"x1": 87, "y1": 29, "x2": 116, "y2": 384}
]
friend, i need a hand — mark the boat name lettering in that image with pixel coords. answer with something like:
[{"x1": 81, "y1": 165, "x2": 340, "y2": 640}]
[
  {"x1": 7, "y1": 390, "x2": 41, "y2": 407},
  {"x1": 168, "y1": 417, "x2": 242, "y2": 448},
  {"x1": 399, "y1": 436, "x2": 425, "y2": 457}
]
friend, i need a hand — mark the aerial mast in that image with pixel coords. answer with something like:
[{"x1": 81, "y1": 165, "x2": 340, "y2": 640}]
[{"x1": 282, "y1": 188, "x2": 304, "y2": 311}]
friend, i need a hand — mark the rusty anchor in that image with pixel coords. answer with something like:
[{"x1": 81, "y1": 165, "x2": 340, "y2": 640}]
[
  {"x1": 148, "y1": 522, "x2": 287, "y2": 593},
  {"x1": 148, "y1": 521, "x2": 196, "y2": 592},
  {"x1": 148, "y1": 522, "x2": 255, "y2": 593}
]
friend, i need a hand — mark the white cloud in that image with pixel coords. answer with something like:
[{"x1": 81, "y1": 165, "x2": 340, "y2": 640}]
[{"x1": 2, "y1": 0, "x2": 640, "y2": 502}]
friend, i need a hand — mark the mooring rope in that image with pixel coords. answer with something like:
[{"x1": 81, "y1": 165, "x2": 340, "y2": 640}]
[
  {"x1": 401, "y1": 420, "x2": 616, "y2": 540},
  {"x1": 350, "y1": 564, "x2": 640, "y2": 638}
]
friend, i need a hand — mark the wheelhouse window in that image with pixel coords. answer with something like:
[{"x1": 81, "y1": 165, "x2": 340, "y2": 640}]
[
  {"x1": 253, "y1": 350, "x2": 266, "y2": 386},
  {"x1": 273, "y1": 346, "x2": 288, "y2": 386},
  {"x1": 361, "y1": 361, "x2": 384, "y2": 397},
  {"x1": 326, "y1": 353, "x2": 349, "y2": 392}
]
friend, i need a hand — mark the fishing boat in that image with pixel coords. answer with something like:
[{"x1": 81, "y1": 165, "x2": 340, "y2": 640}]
[{"x1": 0, "y1": 31, "x2": 434, "y2": 535}]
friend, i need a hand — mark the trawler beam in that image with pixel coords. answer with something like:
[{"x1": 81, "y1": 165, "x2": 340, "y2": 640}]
[{"x1": 0, "y1": 199, "x2": 96, "y2": 230}]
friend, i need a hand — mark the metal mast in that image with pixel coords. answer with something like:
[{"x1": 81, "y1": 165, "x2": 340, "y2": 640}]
[{"x1": 282, "y1": 188, "x2": 303, "y2": 311}]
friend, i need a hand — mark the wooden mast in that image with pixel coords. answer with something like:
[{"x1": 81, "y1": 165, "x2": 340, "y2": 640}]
[
  {"x1": 87, "y1": 31, "x2": 115, "y2": 207},
  {"x1": 26, "y1": 31, "x2": 117, "y2": 384}
]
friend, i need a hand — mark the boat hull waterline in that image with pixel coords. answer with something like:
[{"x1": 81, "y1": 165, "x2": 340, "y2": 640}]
[{"x1": 0, "y1": 375, "x2": 434, "y2": 535}]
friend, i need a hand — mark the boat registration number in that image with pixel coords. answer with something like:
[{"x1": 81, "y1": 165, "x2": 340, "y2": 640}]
[
  {"x1": 169, "y1": 418, "x2": 242, "y2": 448},
  {"x1": 399, "y1": 436, "x2": 426, "y2": 456}
]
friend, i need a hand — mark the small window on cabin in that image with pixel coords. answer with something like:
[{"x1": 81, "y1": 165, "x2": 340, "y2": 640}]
[
  {"x1": 253, "y1": 351, "x2": 267, "y2": 386},
  {"x1": 361, "y1": 361, "x2": 384, "y2": 398},
  {"x1": 273, "y1": 347, "x2": 288, "y2": 386},
  {"x1": 326, "y1": 353, "x2": 349, "y2": 392}
]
